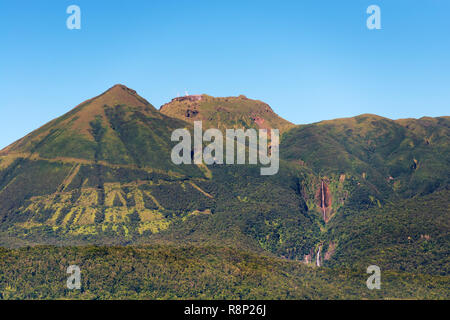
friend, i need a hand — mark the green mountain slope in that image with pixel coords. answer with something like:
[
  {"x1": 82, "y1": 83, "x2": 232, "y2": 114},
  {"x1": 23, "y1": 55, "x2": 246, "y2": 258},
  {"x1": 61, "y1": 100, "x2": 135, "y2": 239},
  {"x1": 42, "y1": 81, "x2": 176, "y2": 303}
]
[
  {"x1": 0, "y1": 85, "x2": 207, "y2": 243},
  {"x1": 145, "y1": 164, "x2": 320, "y2": 259},
  {"x1": 281, "y1": 114, "x2": 450, "y2": 195},
  {"x1": 0, "y1": 84, "x2": 198, "y2": 172},
  {"x1": 325, "y1": 189, "x2": 450, "y2": 275},
  {"x1": 276, "y1": 114, "x2": 450, "y2": 276}
]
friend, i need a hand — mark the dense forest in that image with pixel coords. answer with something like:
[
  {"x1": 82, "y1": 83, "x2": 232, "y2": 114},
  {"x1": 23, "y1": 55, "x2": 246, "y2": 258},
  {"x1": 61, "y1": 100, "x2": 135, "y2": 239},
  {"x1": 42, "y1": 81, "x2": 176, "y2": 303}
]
[{"x1": 1, "y1": 245, "x2": 448, "y2": 300}]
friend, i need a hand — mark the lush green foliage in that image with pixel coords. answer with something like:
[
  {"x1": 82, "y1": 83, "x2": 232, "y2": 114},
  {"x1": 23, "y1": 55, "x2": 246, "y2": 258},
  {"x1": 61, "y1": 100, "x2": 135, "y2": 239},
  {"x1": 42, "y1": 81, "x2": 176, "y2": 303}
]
[
  {"x1": 326, "y1": 189, "x2": 450, "y2": 275},
  {"x1": 0, "y1": 245, "x2": 448, "y2": 300}
]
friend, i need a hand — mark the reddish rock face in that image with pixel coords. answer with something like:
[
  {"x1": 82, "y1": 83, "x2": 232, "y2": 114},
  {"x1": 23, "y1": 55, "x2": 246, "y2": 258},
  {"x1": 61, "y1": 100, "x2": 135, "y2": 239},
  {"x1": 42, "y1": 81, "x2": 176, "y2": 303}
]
[
  {"x1": 253, "y1": 116, "x2": 265, "y2": 126},
  {"x1": 303, "y1": 254, "x2": 312, "y2": 264},
  {"x1": 316, "y1": 180, "x2": 332, "y2": 222}
]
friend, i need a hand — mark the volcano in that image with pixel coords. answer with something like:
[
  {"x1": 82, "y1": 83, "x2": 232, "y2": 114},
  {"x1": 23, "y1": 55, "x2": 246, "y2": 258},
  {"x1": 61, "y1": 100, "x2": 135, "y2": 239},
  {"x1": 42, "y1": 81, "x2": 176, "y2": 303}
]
[{"x1": 0, "y1": 85, "x2": 448, "y2": 289}]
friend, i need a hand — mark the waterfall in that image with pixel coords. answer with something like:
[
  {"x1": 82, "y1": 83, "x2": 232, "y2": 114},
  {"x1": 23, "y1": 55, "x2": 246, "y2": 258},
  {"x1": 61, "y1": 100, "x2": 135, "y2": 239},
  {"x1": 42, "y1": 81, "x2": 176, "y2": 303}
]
[
  {"x1": 321, "y1": 180, "x2": 326, "y2": 221},
  {"x1": 316, "y1": 245, "x2": 322, "y2": 267}
]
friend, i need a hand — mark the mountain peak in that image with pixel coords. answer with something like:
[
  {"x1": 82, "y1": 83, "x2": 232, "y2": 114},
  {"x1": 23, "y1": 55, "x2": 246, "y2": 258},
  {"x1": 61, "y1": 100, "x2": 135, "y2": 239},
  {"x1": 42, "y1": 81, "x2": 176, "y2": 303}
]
[
  {"x1": 160, "y1": 94, "x2": 294, "y2": 132},
  {"x1": 96, "y1": 84, "x2": 152, "y2": 108},
  {"x1": 107, "y1": 84, "x2": 137, "y2": 94},
  {"x1": 1, "y1": 84, "x2": 159, "y2": 157}
]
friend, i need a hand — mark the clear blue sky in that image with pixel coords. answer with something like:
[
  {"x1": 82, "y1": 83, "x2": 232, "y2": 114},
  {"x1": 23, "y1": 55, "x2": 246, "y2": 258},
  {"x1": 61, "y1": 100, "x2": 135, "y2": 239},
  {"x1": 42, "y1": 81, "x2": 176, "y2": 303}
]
[{"x1": 1, "y1": 0, "x2": 449, "y2": 149}]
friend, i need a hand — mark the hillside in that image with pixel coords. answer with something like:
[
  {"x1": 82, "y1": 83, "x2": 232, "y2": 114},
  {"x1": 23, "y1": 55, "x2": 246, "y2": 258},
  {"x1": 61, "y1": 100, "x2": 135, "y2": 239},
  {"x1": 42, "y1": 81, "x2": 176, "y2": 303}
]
[
  {"x1": 0, "y1": 85, "x2": 207, "y2": 245},
  {"x1": 325, "y1": 189, "x2": 450, "y2": 275},
  {"x1": 280, "y1": 114, "x2": 450, "y2": 221}
]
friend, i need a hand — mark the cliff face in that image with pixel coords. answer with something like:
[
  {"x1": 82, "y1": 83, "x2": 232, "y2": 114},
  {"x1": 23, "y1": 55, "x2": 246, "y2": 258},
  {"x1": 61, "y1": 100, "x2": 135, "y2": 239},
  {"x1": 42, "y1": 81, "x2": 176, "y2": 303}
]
[{"x1": 316, "y1": 180, "x2": 332, "y2": 222}]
